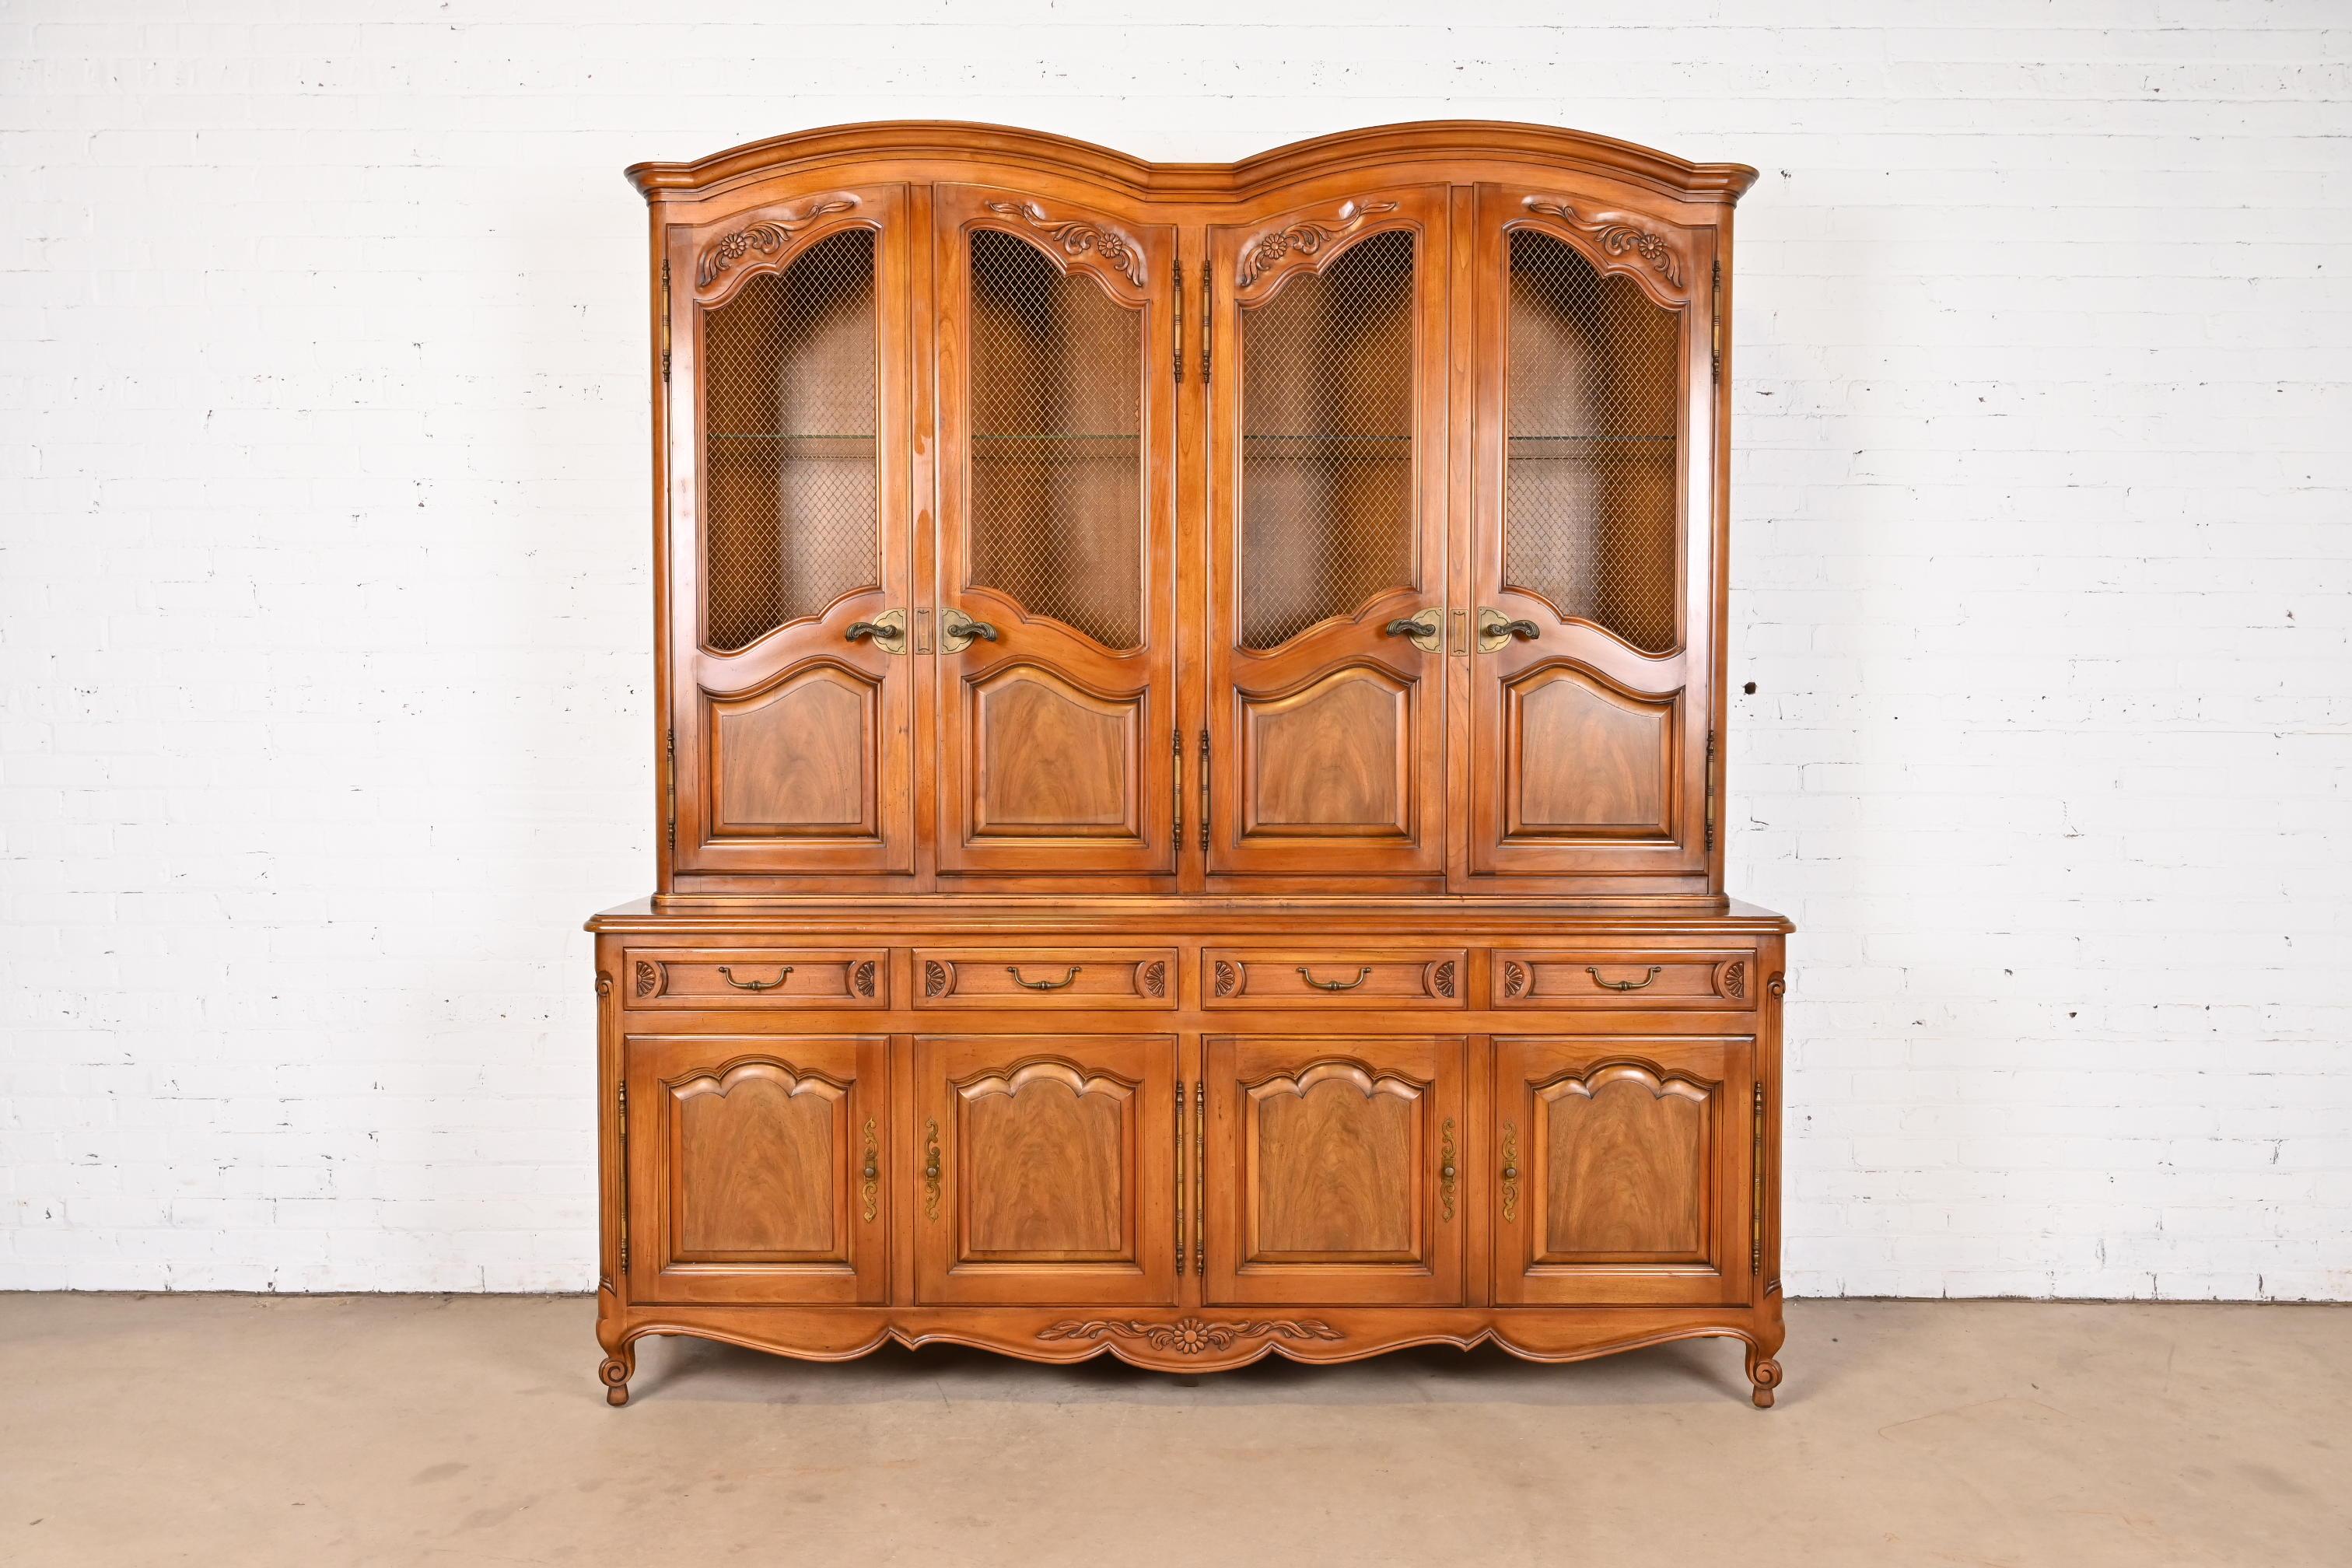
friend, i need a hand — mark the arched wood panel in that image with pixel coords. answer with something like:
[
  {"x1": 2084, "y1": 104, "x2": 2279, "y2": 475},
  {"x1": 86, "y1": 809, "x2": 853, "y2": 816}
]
[
  {"x1": 1500, "y1": 661, "x2": 1678, "y2": 842},
  {"x1": 706, "y1": 662, "x2": 881, "y2": 838}
]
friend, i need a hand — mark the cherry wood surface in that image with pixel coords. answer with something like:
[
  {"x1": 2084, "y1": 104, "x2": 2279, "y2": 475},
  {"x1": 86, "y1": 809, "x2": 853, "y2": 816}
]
[{"x1": 597, "y1": 121, "x2": 1787, "y2": 1410}]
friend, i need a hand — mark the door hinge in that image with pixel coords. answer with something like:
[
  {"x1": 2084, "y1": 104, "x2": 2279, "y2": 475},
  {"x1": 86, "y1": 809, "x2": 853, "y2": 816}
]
[
  {"x1": 617, "y1": 1080, "x2": 631, "y2": 1274},
  {"x1": 1705, "y1": 726, "x2": 1717, "y2": 851},
  {"x1": 1751, "y1": 1080, "x2": 1766, "y2": 1274},
  {"x1": 664, "y1": 727, "x2": 677, "y2": 856},
  {"x1": 1171, "y1": 727, "x2": 1183, "y2": 849},
  {"x1": 1196, "y1": 730, "x2": 1210, "y2": 850},
  {"x1": 1174, "y1": 1081, "x2": 1187, "y2": 1275},
  {"x1": 660, "y1": 259, "x2": 673, "y2": 384},
  {"x1": 1710, "y1": 257, "x2": 1722, "y2": 383},
  {"x1": 1172, "y1": 260, "x2": 1185, "y2": 385}
]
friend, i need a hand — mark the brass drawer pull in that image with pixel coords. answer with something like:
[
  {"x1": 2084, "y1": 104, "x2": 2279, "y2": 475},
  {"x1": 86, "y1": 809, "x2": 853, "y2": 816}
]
[
  {"x1": 1297, "y1": 965, "x2": 1371, "y2": 992},
  {"x1": 1006, "y1": 964, "x2": 1080, "y2": 991},
  {"x1": 718, "y1": 965, "x2": 792, "y2": 992},
  {"x1": 941, "y1": 609, "x2": 999, "y2": 652},
  {"x1": 1586, "y1": 964, "x2": 1663, "y2": 992}
]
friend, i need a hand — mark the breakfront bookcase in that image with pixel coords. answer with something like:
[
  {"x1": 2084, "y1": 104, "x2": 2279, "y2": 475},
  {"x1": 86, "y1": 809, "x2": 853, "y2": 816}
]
[{"x1": 590, "y1": 121, "x2": 1790, "y2": 1407}]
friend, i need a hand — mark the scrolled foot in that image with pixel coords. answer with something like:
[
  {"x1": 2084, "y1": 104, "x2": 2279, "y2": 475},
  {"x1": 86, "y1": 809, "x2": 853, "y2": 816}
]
[
  {"x1": 1747, "y1": 1353, "x2": 1782, "y2": 1409},
  {"x1": 600, "y1": 1349, "x2": 635, "y2": 1407}
]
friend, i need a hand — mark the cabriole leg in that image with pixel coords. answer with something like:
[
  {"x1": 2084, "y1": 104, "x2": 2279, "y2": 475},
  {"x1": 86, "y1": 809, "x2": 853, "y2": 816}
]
[
  {"x1": 1745, "y1": 1343, "x2": 1783, "y2": 1409},
  {"x1": 599, "y1": 1342, "x2": 635, "y2": 1407}
]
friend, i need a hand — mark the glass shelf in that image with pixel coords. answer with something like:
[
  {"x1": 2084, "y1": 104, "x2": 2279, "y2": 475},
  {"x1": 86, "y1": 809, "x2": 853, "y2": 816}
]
[{"x1": 708, "y1": 432, "x2": 875, "y2": 442}]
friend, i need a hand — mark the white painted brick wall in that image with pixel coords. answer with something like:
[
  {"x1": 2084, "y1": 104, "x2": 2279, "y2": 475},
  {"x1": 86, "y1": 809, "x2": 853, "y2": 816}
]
[{"x1": 2, "y1": 2, "x2": 2347, "y2": 1297}]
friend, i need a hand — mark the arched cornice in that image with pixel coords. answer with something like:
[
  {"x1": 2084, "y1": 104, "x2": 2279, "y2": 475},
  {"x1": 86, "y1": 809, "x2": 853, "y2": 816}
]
[{"x1": 625, "y1": 120, "x2": 1759, "y2": 206}]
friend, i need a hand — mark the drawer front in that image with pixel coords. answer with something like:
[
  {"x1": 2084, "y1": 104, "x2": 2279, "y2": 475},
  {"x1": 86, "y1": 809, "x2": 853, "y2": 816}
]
[
  {"x1": 1204, "y1": 949, "x2": 1467, "y2": 1009},
  {"x1": 626, "y1": 949, "x2": 887, "y2": 1010},
  {"x1": 1491, "y1": 949, "x2": 1758, "y2": 1010},
  {"x1": 915, "y1": 948, "x2": 1178, "y2": 1009}
]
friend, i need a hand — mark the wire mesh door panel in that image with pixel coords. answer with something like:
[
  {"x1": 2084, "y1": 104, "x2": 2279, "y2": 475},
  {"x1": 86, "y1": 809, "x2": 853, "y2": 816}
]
[
  {"x1": 933, "y1": 187, "x2": 1178, "y2": 879},
  {"x1": 1204, "y1": 190, "x2": 1451, "y2": 879},
  {"x1": 1467, "y1": 185, "x2": 1712, "y2": 880},
  {"x1": 667, "y1": 186, "x2": 915, "y2": 881}
]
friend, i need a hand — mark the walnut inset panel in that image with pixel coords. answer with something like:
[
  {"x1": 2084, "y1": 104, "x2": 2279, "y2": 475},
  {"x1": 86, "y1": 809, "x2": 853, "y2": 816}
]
[
  {"x1": 1201, "y1": 948, "x2": 1465, "y2": 1008},
  {"x1": 707, "y1": 663, "x2": 878, "y2": 838},
  {"x1": 915, "y1": 948, "x2": 1177, "y2": 1009},
  {"x1": 702, "y1": 228, "x2": 880, "y2": 653},
  {"x1": 625, "y1": 1034, "x2": 887, "y2": 1307},
  {"x1": 1503, "y1": 663, "x2": 1675, "y2": 841},
  {"x1": 1204, "y1": 1036, "x2": 1464, "y2": 1307},
  {"x1": 1241, "y1": 666, "x2": 1411, "y2": 837},
  {"x1": 968, "y1": 665, "x2": 1141, "y2": 839},
  {"x1": 1539, "y1": 1064, "x2": 1708, "y2": 1261},
  {"x1": 1490, "y1": 948, "x2": 1755, "y2": 1010},
  {"x1": 1493, "y1": 1035, "x2": 1749, "y2": 1307},
  {"x1": 625, "y1": 948, "x2": 885, "y2": 1010},
  {"x1": 915, "y1": 1034, "x2": 1176, "y2": 1306}
]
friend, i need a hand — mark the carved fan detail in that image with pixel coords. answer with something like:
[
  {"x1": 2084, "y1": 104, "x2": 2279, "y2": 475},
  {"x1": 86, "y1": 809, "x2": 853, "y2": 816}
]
[
  {"x1": 925, "y1": 960, "x2": 950, "y2": 998},
  {"x1": 1238, "y1": 198, "x2": 1401, "y2": 287},
  {"x1": 981, "y1": 198, "x2": 1146, "y2": 286},
  {"x1": 1503, "y1": 960, "x2": 1529, "y2": 999},
  {"x1": 698, "y1": 194, "x2": 861, "y2": 286},
  {"x1": 851, "y1": 960, "x2": 877, "y2": 999},
  {"x1": 1429, "y1": 959, "x2": 1456, "y2": 999},
  {"x1": 1139, "y1": 960, "x2": 1167, "y2": 999},
  {"x1": 634, "y1": 960, "x2": 663, "y2": 999},
  {"x1": 1718, "y1": 960, "x2": 1746, "y2": 999},
  {"x1": 1520, "y1": 196, "x2": 1683, "y2": 288},
  {"x1": 1038, "y1": 1317, "x2": 1343, "y2": 1355},
  {"x1": 1214, "y1": 960, "x2": 1241, "y2": 998}
]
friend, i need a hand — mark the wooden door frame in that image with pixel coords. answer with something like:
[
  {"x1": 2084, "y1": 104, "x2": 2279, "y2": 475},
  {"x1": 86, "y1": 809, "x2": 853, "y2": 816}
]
[
  {"x1": 929, "y1": 184, "x2": 1181, "y2": 885},
  {"x1": 665, "y1": 183, "x2": 919, "y2": 885},
  {"x1": 1201, "y1": 185, "x2": 1452, "y2": 881},
  {"x1": 1462, "y1": 182, "x2": 1717, "y2": 884}
]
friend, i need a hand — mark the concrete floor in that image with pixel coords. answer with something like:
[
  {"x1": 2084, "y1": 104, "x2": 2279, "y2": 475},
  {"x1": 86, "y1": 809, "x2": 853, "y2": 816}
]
[{"x1": 1, "y1": 1296, "x2": 2345, "y2": 1566}]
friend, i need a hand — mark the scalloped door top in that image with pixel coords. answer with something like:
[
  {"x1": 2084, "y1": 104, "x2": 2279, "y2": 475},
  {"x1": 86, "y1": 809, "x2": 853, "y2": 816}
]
[
  {"x1": 702, "y1": 227, "x2": 881, "y2": 653},
  {"x1": 1503, "y1": 227, "x2": 1679, "y2": 655}
]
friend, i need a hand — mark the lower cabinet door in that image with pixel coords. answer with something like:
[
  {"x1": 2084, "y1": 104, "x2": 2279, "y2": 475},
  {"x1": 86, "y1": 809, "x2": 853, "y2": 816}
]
[
  {"x1": 625, "y1": 1034, "x2": 889, "y2": 1305},
  {"x1": 915, "y1": 1032, "x2": 1178, "y2": 1306},
  {"x1": 1492, "y1": 1035, "x2": 1754, "y2": 1306},
  {"x1": 1202, "y1": 1036, "x2": 1465, "y2": 1306}
]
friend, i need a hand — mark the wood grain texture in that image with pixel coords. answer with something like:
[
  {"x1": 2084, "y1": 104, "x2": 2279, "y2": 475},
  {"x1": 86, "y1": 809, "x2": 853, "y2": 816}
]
[{"x1": 600, "y1": 119, "x2": 1788, "y2": 1410}]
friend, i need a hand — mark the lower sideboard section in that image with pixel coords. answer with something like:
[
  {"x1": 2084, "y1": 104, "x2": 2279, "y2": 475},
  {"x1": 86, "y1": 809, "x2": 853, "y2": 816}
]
[{"x1": 590, "y1": 919, "x2": 1789, "y2": 1408}]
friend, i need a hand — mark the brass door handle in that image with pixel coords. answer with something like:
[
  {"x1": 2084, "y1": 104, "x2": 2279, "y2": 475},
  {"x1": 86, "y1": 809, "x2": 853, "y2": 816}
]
[
  {"x1": 1382, "y1": 607, "x2": 1441, "y2": 651},
  {"x1": 1297, "y1": 965, "x2": 1371, "y2": 992},
  {"x1": 941, "y1": 609, "x2": 999, "y2": 652},
  {"x1": 1006, "y1": 964, "x2": 1080, "y2": 991},
  {"x1": 843, "y1": 607, "x2": 906, "y2": 653},
  {"x1": 1440, "y1": 1117, "x2": 1458, "y2": 1222},
  {"x1": 922, "y1": 1119, "x2": 942, "y2": 1221},
  {"x1": 718, "y1": 965, "x2": 792, "y2": 992},
  {"x1": 1476, "y1": 607, "x2": 1541, "y2": 653},
  {"x1": 1586, "y1": 964, "x2": 1663, "y2": 992},
  {"x1": 1500, "y1": 1122, "x2": 1521, "y2": 1223}
]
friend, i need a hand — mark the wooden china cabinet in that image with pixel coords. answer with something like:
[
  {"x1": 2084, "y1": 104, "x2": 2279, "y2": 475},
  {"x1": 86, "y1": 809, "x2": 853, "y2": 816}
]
[{"x1": 590, "y1": 121, "x2": 1790, "y2": 1408}]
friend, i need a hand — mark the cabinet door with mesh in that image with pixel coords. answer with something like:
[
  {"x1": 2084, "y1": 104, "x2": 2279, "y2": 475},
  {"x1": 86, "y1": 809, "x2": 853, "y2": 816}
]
[
  {"x1": 1203, "y1": 189, "x2": 1451, "y2": 878},
  {"x1": 934, "y1": 188, "x2": 1179, "y2": 879},
  {"x1": 670, "y1": 185, "x2": 915, "y2": 879},
  {"x1": 1467, "y1": 186, "x2": 1713, "y2": 880}
]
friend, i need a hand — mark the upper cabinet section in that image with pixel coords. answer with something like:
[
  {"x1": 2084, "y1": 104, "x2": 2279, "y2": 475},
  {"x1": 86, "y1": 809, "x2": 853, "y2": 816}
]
[{"x1": 633, "y1": 124, "x2": 1755, "y2": 898}]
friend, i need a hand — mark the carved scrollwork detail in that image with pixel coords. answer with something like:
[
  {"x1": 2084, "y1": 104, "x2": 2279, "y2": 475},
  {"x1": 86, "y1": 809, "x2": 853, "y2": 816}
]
[
  {"x1": 633, "y1": 960, "x2": 662, "y2": 999},
  {"x1": 1238, "y1": 198, "x2": 1401, "y2": 287},
  {"x1": 1502, "y1": 960, "x2": 1528, "y2": 999},
  {"x1": 594, "y1": 970, "x2": 614, "y2": 999},
  {"x1": 697, "y1": 194, "x2": 860, "y2": 287},
  {"x1": 924, "y1": 960, "x2": 950, "y2": 998},
  {"x1": 1717, "y1": 959, "x2": 1747, "y2": 999},
  {"x1": 982, "y1": 198, "x2": 1145, "y2": 286},
  {"x1": 1139, "y1": 960, "x2": 1167, "y2": 999},
  {"x1": 1521, "y1": 196, "x2": 1684, "y2": 289},
  {"x1": 1767, "y1": 971, "x2": 1787, "y2": 999},
  {"x1": 1038, "y1": 1316, "x2": 1343, "y2": 1356},
  {"x1": 1747, "y1": 1349, "x2": 1784, "y2": 1410},
  {"x1": 1214, "y1": 960, "x2": 1241, "y2": 998},
  {"x1": 850, "y1": 960, "x2": 877, "y2": 999},
  {"x1": 1429, "y1": 959, "x2": 1456, "y2": 999}
]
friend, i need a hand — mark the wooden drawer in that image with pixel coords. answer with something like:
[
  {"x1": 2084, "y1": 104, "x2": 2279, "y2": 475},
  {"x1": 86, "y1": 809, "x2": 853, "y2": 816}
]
[
  {"x1": 625, "y1": 949, "x2": 887, "y2": 1010},
  {"x1": 915, "y1": 948, "x2": 1177, "y2": 1009},
  {"x1": 1204, "y1": 948, "x2": 1466, "y2": 1008},
  {"x1": 1490, "y1": 949, "x2": 1758, "y2": 1010}
]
